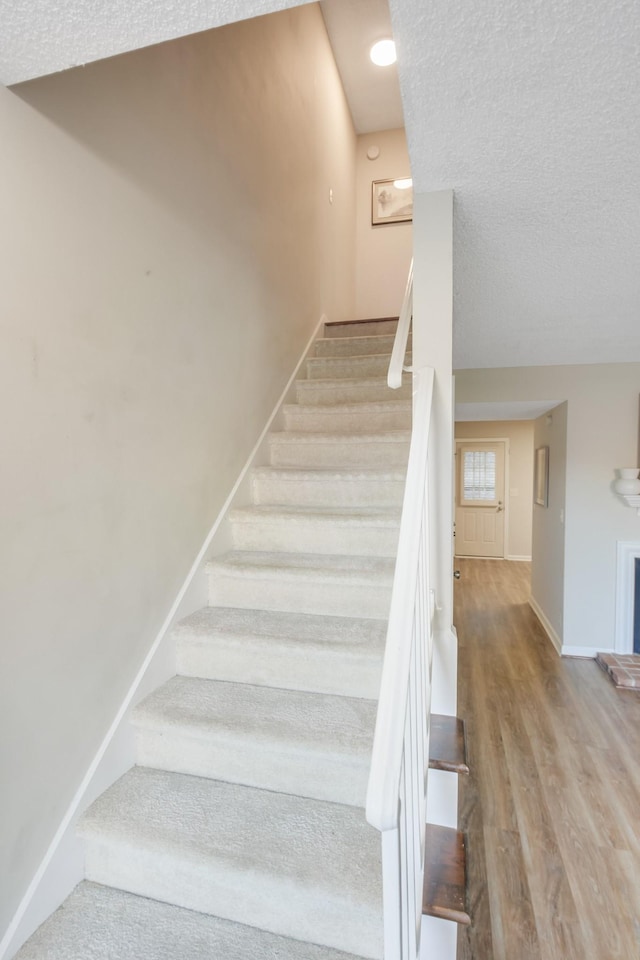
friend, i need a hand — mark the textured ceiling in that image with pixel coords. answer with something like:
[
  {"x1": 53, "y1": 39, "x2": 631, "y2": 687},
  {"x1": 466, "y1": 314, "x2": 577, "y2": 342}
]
[
  {"x1": 389, "y1": 0, "x2": 640, "y2": 368},
  {"x1": 1, "y1": 0, "x2": 638, "y2": 369},
  {"x1": 0, "y1": 0, "x2": 307, "y2": 85}
]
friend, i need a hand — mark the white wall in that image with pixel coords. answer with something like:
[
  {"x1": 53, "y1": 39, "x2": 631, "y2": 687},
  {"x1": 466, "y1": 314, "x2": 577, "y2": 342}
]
[
  {"x1": 455, "y1": 364, "x2": 640, "y2": 656},
  {"x1": 455, "y1": 420, "x2": 534, "y2": 559},
  {"x1": 0, "y1": 5, "x2": 356, "y2": 938},
  {"x1": 413, "y1": 190, "x2": 455, "y2": 714},
  {"x1": 529, "y1": 404, "x2": 568, "y2": 650},
  {"x1": 413, "y1": 189, "x2": 458, "y2": 960},
  {"x1": 355, "y1": 129, "x2": 413, "y2": 319}
]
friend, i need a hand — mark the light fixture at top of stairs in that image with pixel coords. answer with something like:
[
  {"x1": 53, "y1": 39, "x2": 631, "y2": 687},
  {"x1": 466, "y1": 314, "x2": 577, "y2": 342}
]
[{"x1": 369, "y1": 39, "x2": 396, "y2": 66}]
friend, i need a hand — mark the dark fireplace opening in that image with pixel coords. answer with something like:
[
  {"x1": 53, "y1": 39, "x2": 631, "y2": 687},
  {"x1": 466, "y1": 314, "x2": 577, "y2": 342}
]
[{"x1": 634, "y1": 558, "x2": 640, "y2": 654}]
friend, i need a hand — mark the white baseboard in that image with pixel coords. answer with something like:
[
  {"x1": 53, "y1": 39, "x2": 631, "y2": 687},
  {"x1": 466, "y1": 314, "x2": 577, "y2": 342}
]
[
  {"x1": 1, "y1": 314, "x2": 328, "y2": 960},
  {"x1": 430, "y1": 626, "x2": 458, "y2": 717},
  {"x1": 506, "y1": 554, "x2": 532, "y2": 562},
  {"x1": 420, "y1": 915, "x2": 457, "y2": 960},
  {"x1": 529, "y1": 595, "x2": 562, "y2": 655},
  {"x1": 426, "y1": 768, "x2": 458, "y2": 830},
  {"x1": 562, "y1": 645, "x2": 609, "y2": 659}
]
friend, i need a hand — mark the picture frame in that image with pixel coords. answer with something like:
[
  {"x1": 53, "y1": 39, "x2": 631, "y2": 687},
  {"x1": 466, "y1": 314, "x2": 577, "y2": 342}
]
[
  {"x1": 371, "y1": 178, "x2": 413, "y2": 225},
  {"x1": 534, "y1": 445, "x2": 549, "y2": 507}
]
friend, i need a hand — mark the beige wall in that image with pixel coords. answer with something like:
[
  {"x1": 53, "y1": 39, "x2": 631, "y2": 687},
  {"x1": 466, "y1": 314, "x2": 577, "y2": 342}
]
[
  {"x1": 456, "y1": 363, "x2": 640, "y2": 655},
  {"x1": 355, "y1": 129, "x2": 413, "y2": 319},
  {"x1": 530, "y1": 404, "x2": 568, "y2": 648},
  {"x1": 1, "y1": 6, "x2": 356, "y2": 936},
  {"x1": 455, "y1": 420, "x2": 534, "y2": 559}
]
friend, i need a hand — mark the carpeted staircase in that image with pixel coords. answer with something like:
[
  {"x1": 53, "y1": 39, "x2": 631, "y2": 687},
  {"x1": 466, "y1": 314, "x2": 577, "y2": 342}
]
[{"x1": 15, "y1": 319, "x2": 411, "y2": 960}]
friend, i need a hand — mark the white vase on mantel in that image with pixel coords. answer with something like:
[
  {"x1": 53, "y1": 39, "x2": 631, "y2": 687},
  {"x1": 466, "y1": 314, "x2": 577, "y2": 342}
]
[{"x1": 614, "y1": 468, "x2": 640, "y2": 496}]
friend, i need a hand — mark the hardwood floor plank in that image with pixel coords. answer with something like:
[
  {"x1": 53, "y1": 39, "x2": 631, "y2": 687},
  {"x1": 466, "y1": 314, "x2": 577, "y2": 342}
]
[
  {"x1": 483, "y1": 826, "x2": 540, "y2": 960},
  {"x1": 586, "y1": 745, "x2": 640, "y2": 856},
  {"x1": 454, "y1": 558, "x2": 640, "y2": 960},
  {"x1": 555, "y1": 834, "x2": 640, "y2": 959},
  {"x1": 457, "y1": 765, "x2": 494, "y2": 960}
]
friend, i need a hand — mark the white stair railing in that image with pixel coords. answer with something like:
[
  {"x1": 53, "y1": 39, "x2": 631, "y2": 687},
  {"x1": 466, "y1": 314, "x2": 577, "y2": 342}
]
[
  {"x1": 387, "y1": 258, "x2": 413, "y2": 389},
  {"x1": 367, "y1": 262, "x2": 435, "y2": 960}
]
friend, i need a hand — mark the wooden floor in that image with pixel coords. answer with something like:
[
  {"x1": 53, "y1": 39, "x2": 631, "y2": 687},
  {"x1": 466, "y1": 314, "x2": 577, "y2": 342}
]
[{"x1": 455, "y1": 559, "x2": 640, "y2": 960}]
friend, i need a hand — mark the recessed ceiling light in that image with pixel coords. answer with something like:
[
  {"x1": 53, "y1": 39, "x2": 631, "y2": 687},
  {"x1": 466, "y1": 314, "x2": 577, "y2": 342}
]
[{"x1": 370, "y1": 39, "x2": 396, "y2": 67}]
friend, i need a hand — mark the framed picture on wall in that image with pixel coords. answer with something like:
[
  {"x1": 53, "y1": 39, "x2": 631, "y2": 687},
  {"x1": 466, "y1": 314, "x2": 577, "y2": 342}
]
[
  {"x1": 371, "y1": 178, "x2": 413, "y2": 225},
  {"x1": 534, "y1": 445, "x2": 549, "y2": 507}
]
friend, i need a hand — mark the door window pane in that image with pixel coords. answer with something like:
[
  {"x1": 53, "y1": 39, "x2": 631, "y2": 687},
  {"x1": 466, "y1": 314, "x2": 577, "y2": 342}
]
[{"x1": 462, "y1": 450, "x2": 496, "y2": 502}]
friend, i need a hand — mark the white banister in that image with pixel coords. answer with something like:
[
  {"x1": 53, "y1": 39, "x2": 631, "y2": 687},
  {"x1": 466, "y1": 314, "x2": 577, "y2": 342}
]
[
  {"x1": 366, "y1": 357, "x2": 435, "y2": 960},
  {"x1": 387, "y1": 258, "x2": 414, "y2": 389}
]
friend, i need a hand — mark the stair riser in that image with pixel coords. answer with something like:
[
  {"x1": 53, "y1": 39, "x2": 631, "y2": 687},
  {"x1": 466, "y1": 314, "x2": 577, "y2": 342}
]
[
  {"x1": 306, "y1": 355, "x2": 395, "y2": 380},
  {"x1": 82, "y1": 839, "x2": 383, "y2": 959},
  {"x1": 134, "y1": 729, "x2": 368, "y2": 807},
  {"x1": 176, "y1": 637, "x2": 382, "y2": 698},
  {"x1": 283, "y1": 406, "x2": 411, "y2": 433},
  {"x1": 269, "y1": 439, "x2": 410, "y2": 470},
  {"x1": 324, "y1": 319, "x2": 398, "y2": 339},
  {"x1": 314, "y1": 335, "x2": 409, "y2": 358},
  {"x1": 251, "y1": 473, "x2": 405, "y2": 508},
  {"x1": 207, "y1": 572, "x2": 393, "y2": 619},
  {"x1": 296, "y1": 378, "x2": 411, "y2": 405},
  {"x1": 230, "y1": 518, "x2": 400, "y2": 557}
]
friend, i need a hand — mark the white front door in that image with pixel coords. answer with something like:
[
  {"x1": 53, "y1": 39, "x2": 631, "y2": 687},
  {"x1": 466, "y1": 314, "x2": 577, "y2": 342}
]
[{"x1": 455, "y1": 441, "x2": 506, "y2": 558}]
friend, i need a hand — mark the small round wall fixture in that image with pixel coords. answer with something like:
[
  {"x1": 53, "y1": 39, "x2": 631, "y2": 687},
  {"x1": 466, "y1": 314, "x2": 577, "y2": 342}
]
[
  {"x1": 367, "y1": 145, "x2": 380, "y2": 160},
  {"x1": 370, "y1": 39, "x2": 397, "y2": 66}
]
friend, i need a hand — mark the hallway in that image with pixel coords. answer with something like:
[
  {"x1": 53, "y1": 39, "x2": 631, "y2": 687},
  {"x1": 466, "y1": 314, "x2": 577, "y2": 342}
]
[{"x1": 454, "y1": 559, "x2": 640, "y2": 960}]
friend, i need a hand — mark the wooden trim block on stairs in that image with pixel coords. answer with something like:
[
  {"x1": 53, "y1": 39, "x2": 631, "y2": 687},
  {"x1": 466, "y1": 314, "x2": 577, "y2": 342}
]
[
  {"x1": 324, "y1": 316, "x2": 399, "y2": 329},
  {"x1": 422, "y1": 824, "x2": 470, "y2": 926},
  {"x1": 429, "y1": 714, "x2": 469, "y2": 775}
]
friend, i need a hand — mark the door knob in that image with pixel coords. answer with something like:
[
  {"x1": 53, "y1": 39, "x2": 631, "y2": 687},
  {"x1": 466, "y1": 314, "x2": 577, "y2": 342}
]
[{"x1": 453, "y1": 570, "x2": 461, "y2": 580}]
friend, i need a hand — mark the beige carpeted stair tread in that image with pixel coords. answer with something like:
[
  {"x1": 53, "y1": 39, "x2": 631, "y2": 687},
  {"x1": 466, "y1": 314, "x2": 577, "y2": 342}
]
[
  {"x1": 78, "y1": 768, "x2": 383, "y2": 958},
  {"x1": 206, "y1": 550, "x2": 395, "y2": 618},
  {"x1": 295, "y1": 375, "x2": 410, "y2": 405},
  {"x1": 306, "y1": 353, "x2": 411, "y2": 380},
  {"x1": 250, "y1": 466, "x2": 406, "y2": 508},
  {"x1": 313, "y1": 333, "x2": 410, "y2": 357},
  {"x1": 229, "y1": 504, "x2": 401, "y2": 523},
  {"x1": 207, "y1": 549, "x2": 396, "y2": 583},
  {"x1": 174, "y1": 606, "x2": 385, "y2": 698},
  {"x1": 268, "y1": 429, "x2": 410, "y2": 444},
  {"x1": 285, "y1": 399, "x2": 411, "y2": 414},
  {"x1": 267, "y1": 431, "x2": 410, "y2": 470},
  {"x1": 282, "y1": 400, "x2": 411, "y2": 433},
  {"x1": 228, "y1": 504, "x2": 401, "y2": 557},
  {"x1": 13, "y1": 882, "x2": 368, "y2": 960},
  {"x1": 132, "y1": 676, "x2": 375, "y2": 805}
]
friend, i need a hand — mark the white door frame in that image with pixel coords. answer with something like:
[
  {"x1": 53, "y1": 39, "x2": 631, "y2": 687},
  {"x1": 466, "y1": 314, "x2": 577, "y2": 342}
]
[{"x1": 454, "y1": 437, "x2": 510, "y2": 559}]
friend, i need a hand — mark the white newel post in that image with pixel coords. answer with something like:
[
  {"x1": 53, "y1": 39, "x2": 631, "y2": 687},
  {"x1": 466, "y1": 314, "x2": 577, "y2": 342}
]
[{"x1": 412, "y1": 190, "x2": 458, "y2": 959}]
